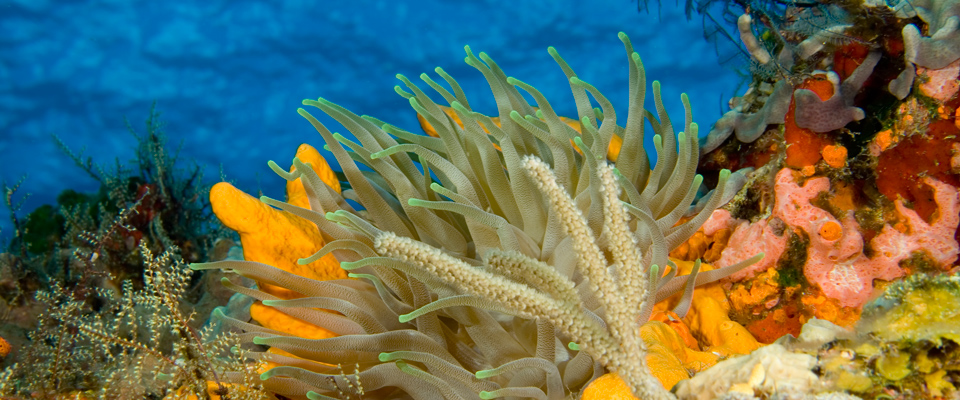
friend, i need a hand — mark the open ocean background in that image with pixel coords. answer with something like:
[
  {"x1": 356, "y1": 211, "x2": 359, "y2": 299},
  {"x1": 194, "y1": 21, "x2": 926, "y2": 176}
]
[{"x1": 0, "y1": 0, "x2": 741, "y2": 241}]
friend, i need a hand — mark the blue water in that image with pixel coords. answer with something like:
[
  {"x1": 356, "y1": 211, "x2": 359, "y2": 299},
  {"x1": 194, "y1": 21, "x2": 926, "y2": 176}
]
[{"x1": 0, "y1": 0, "x2": 739, "y2": 240}]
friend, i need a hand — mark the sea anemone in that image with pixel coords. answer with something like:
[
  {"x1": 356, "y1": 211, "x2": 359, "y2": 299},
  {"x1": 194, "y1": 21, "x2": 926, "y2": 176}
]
[{"x1": 194, "y1": 32, "x2": 756, "y2": 400}]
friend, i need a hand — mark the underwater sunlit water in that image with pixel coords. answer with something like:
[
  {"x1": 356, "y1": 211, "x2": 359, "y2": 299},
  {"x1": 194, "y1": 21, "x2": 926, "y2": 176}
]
[{"x1": 0, "y1": 0, "x2": 739, "y2": 239}]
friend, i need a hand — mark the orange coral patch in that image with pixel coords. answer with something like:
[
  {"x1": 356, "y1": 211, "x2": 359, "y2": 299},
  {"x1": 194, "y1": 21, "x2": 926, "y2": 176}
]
[
  {"x1": 875, "y1": 129, "x2": 899, "y2": 152},
  {"x1": 650, "y1": 310, "x2": 700, "y2": 350},
  {"x1": 828, "y1": 180, "x2": 859, "y2": 212},
  {"x1": 876, "y1": 119, "x2": 960, "y2": 222},
  {"x1": 955, "y1": 107, "x2": 960, "y2": 130},
  {"x1": 669, "y1": 227, "x2": 733, "y2": 263},
  {"x1": 747, "y1": 305, "x2": 803, "y2": 343},
  {"x1": 819, "y1": 221, "x2": 843, "y2": 241},
  {"x1": 728, "y1": 268, "x2": 781, "y2": 312},
  {"x1": 821, "y1": 144, "x2": 848, "y2": 168},
  {"x1": 670, "y1": 230, "x2": 708, "y2": 261},
  {"x1": 703, "y1": 227, "x2": 733, "y2": 263},
  {"x1": 801, "y1": 291, "x2": 862, "y2": 327},
  {"x1": 0, "y1": 335, "x2": 10, "y2": 358},
  {"x1": 833, "y1": 42, "x2": 871, "y2": 81},
  {"x1": 785, "y1": 75, "x2": 836, "y2": 169},
  {"x1": 581, "y1": 373, "x2": 639, "y2": 400}
]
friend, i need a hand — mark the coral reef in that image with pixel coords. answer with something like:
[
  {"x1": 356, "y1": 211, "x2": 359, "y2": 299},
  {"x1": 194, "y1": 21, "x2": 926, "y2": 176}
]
[
  {"x1": 690, "y1": 0, "x2": 960, "y2": 354},
  {"x1": 2, "y1": 0, "x2": 959, "y2": 397},
  {"x1": 193, "y1": 0, "x2": 960, "y2": 396}
]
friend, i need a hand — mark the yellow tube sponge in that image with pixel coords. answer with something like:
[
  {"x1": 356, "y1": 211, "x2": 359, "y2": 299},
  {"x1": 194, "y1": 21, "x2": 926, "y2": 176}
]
[
  {"x1": 210, "y1": 143, "x2": 345, "y2": 299},
  {"x1": 285, "y1": 143, "x2": 341, "y2": 209},
  {"x1": 210, "y1": 181, "x2": 345, "y2": 297},
  {"x1": 583, "y1": 321, "x2": 725, "y2": 399}
]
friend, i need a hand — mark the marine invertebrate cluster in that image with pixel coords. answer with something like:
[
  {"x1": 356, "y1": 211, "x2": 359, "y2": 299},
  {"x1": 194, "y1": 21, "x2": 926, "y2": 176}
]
[
  {"x1": 199, "y1": 33, "x2": 759, "y2": 399},
  {"x1": 683, "y1": 0, "x2": 960, "y2": 351},
  {"x1": 712, "y1": 167, "x2": 958, "y2": 325},
  {"x1": 816, "y1": 273, "x2": 960, "y2": 398},
  {"x1": 0, "y1": 244, "x2": 265, "y2": 399},
  {"x1": 0, "y1": 109, "x2": 258, "y2": 399}
]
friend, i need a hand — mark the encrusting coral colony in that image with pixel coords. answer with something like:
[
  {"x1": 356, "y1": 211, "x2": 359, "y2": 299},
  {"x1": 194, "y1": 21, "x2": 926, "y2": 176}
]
[{"x1": 3, "y1": 0, "x2": 960, "y2": 398}]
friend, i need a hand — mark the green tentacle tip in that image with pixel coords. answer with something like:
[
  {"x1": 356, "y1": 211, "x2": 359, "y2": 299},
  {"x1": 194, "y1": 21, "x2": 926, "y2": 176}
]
[
  {"x1": 348, "y1": 273, "x2": 375, "y2": 280},
  {"x1": 261, "y1": 300, "x2": 278, "y2": 306},
  {"x1": 339, "y1": 261, "x2": 360, "y2": 270},
  {"x1": 573, "y1": 136, "x2": 586, "y2": 147},
  {"x1": 398, "y1": 312, "x2": 416, "y2": 323},
  {"x1": 322, "y1": 144, "x2": 331, "y2": 152},
  {"x1": 475, "y1": 369, "x2": 497, "y2": 379},
  {"x1": 480, "y1": 391, "x2": 496, "y2": 399},
  {"x1": 259, "y1": 371, "x2": 272, "y2": 381},
  {"x1": 252, "y1": 336, "x2": 267, "y2": 345},
  {"x1": 378, "y1": 352, "x2": 393, "y2": 362},
  {"x1": 568, "y1": 342, "x2": 581, "y2": 351}
]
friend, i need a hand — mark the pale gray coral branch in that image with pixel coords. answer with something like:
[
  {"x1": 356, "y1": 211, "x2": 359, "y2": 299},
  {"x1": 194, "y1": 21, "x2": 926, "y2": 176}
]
[
  {"x1": 702, "y1": 81, "x2": 793, "y2": 154},
  {"x1": 794, "y1": 51, "x2": 880, "y2": 133}
]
